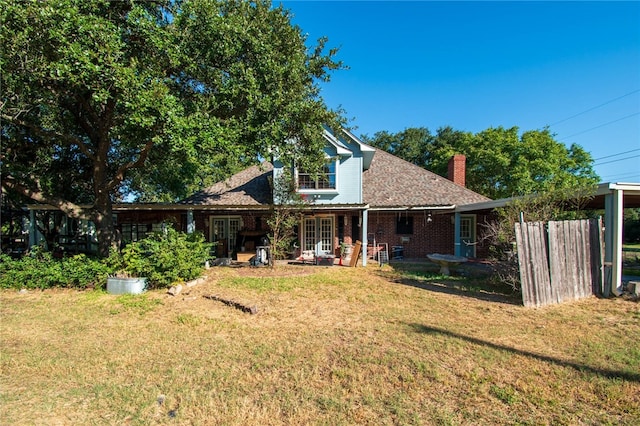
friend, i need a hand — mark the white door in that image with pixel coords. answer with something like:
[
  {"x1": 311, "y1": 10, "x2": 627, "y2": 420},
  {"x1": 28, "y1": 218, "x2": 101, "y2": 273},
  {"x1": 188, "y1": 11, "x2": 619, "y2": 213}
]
[{"x1": 302, "y1": 216, "x2": 334, "y2": 255}]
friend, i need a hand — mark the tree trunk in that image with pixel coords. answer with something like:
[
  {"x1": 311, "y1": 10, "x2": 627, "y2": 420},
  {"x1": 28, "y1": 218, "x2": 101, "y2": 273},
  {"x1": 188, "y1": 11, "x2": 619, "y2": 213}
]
[{"x1": 92, "y1": 197, "x2": 116, "y2": 258}]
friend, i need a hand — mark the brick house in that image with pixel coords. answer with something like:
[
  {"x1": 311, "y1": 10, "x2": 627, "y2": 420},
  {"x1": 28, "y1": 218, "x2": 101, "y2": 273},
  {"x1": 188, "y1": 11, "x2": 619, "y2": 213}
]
[
  {"x1": 27, "y1": 129, "x2": 491, "y2": 264},
  {"x1": 119, "y1": 129, "x2": 489, "y2": 264}
]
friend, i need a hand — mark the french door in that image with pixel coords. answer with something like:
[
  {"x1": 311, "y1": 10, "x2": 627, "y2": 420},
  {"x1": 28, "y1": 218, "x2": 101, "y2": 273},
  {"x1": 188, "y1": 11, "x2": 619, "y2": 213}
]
[
  {"x1": 210, "y1": 216, "x2": 242, "y2": 257},
  {"x1": 302, "y1": 216, "x2": 334, "y2": 255}
]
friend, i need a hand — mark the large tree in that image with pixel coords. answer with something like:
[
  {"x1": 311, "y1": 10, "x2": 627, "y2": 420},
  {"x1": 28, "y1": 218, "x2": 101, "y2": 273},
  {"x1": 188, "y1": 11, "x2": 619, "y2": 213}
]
[
  {"x1": 1, "y1": 0, "x2": 344, "y2": 256},
  {"x1": 362, "y1": 126, "x2": 599, "y2": 199}
]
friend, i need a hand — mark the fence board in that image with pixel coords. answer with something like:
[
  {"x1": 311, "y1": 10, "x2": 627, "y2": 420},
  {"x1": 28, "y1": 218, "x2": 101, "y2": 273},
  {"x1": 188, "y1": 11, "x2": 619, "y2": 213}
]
[
  {"x1": 516, "y1": 218, "x2": 602, "y2": 307},
  {"x1": 514, "y1": 222, "x2": 531, "y2": 305},
  {"x1": 533, "y1": 222, "x2": 552, "y2": 305},
  {"x1": 590, "y1": 218, "x2": 604, "y2": 295},
  {"x1": 516, "y1": 221, "x2": 551, "y2": 307}
]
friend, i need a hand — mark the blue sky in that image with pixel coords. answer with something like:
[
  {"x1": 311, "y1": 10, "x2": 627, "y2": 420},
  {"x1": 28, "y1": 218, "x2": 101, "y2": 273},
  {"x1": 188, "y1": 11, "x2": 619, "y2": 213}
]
[{"x1": 281, "y1": 1, "x2": 640, "y2": 183}]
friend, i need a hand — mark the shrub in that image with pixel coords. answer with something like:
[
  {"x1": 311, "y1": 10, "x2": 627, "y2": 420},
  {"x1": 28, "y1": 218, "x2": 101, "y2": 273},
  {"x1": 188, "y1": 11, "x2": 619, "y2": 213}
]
[
  {"x1": 116, "y1": 229, "x2": 211, "y2": 289},
  {"x1": 0, "y1": 230, "x2": 211, "y2": 291},
  {"x1": 0, "y1": 249, "x2": 112, "y2": 290}
]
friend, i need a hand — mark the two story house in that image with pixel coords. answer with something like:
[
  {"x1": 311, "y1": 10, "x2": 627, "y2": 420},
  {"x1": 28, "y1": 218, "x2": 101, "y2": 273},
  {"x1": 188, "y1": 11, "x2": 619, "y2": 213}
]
[{"x1": 27, "y1": 128, "x2": 491, "y2": 264}]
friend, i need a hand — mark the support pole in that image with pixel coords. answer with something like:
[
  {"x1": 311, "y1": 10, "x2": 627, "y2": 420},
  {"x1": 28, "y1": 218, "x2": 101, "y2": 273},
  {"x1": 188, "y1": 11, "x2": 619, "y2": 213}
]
[
  {"x1": 187, "y1": 210, "x2": 195, "y2": 234},
  {"x1": 454, "y1": 212, "x2": 462, "y2": 257},
  {"x1": 362, "y1": 208, "x2": 368, "y2": 266},
  {"x1": 604, "y1": 189, "x2": 624, "y2": 296}
]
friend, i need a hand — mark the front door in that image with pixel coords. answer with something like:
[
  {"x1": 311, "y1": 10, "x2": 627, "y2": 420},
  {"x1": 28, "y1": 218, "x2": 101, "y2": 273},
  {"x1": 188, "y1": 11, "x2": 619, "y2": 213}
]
[
  {"x1": 302, "y1": 216, "x2": 334, "y2": 255},
  {"x1": 210, "y1": 216, "x2": 242, "y2": 258},
  {"x1": 460, "y1": 214, "x2": 476, "y2": 258}
]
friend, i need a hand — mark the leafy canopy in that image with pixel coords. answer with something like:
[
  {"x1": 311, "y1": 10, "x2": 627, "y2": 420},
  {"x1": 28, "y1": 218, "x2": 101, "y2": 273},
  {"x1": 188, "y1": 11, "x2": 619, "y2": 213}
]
[
  {"x1": 1, "y1": 0, "x2": 345, "y2": 255},
  {"x1": 362, "y1": 126, "x2": 599, "y2": 199}
]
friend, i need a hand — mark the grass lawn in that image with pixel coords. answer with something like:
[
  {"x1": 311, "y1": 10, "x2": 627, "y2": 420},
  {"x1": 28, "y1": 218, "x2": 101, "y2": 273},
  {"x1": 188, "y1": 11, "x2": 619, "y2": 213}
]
[{"x1": 1, "y1": 263, "x2": 639, "y2": 425}]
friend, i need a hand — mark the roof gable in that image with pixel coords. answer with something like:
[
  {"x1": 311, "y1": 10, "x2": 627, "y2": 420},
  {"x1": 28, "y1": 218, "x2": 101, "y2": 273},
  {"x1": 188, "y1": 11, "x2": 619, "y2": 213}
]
[
  {"x1": 181, "y1": 163, "x2": 273, "y2": 206},
  {"x1": 340, "y1": 129, "x2": 375, "y2": 170},
  {"x1": 363, "y1": 149, "x2": 490, "y2": 208},
  {"x1": 180, "y1": 149, "x2": 490, "y2": 209}
]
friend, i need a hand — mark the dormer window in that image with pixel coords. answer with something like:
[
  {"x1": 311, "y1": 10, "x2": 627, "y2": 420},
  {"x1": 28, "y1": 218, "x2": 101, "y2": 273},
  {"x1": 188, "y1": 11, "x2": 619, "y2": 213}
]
[{"x1": 297, "y1": 161, "x2": 337, "y2": 190}]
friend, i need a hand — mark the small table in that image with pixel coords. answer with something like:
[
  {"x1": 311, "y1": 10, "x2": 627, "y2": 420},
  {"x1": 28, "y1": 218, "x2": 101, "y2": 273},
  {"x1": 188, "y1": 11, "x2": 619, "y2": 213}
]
[{"x1": 427, "y1": 253, "x2": 468, "y2": 276}]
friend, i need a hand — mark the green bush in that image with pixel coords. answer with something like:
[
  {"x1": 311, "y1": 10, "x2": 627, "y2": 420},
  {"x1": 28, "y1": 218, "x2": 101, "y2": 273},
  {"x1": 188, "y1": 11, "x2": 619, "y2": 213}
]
[
  {"x1": 0, "y1": 230, "x2": 211, "y2": 290},
  {"x1": 0, "y1": 249, "x2": 112, "y2": 290},
  {"x1": 116, "y1": 229, "x2": 211, "y2": 289}
]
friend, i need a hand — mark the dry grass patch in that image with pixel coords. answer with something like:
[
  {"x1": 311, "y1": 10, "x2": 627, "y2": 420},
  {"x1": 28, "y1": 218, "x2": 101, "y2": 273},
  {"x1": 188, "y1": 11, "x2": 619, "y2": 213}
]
[{"x1": 1, "y1": 264, "x2": 639, "y2": 425}]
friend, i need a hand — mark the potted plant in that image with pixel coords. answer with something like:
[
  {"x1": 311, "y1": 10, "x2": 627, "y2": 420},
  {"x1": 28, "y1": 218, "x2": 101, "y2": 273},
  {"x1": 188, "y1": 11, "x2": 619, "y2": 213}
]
[
  {"x1": 105, "y1": 228, "x2": 212, "y2": 294},
  {"x1": 106, "y1": 272, "x2": 147, "y2": 295},
  {"x1": 105, "y1": 245, "x2": 148, "y2": 295},
  {"x1": 339, "y1": 242, "x2": 353, "y2": 266}
]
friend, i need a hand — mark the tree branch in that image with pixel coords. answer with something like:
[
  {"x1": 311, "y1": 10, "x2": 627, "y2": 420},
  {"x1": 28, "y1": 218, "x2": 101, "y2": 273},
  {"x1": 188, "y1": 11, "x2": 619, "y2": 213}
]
[
  {"x1": 106, "y1": 138, "x2": 155, "y2": 192},
  {"x1": 1, "y1": 113, "x2": 96, "y2": 161},
  {"x1": 1, "y1": 175, "x2": 92, "y2": 220}
]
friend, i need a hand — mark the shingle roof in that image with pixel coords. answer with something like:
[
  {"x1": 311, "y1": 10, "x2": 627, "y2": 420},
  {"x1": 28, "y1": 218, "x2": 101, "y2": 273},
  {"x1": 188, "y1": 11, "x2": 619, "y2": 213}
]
[
  {"x1": 363, "y1": 149, "x2": 490, "y2": 207},
  {"x1": 180, "y1": 150, "x2": 490, "y2": 208},
  {"x1": 180, "y1": 163, "x2": 273, "y2": 206}
]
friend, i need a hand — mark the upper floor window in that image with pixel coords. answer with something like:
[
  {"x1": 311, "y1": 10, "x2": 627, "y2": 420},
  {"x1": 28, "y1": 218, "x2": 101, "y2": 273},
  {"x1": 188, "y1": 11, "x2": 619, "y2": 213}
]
[{"x1": 298, "y1": 161, "x2": 336, "y2": 190}]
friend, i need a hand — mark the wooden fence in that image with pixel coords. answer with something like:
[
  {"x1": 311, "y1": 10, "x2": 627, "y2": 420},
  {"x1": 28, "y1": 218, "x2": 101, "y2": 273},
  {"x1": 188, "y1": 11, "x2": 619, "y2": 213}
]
[{"x1": 515, "y1": 218, "x2": 603, "y2": 307}]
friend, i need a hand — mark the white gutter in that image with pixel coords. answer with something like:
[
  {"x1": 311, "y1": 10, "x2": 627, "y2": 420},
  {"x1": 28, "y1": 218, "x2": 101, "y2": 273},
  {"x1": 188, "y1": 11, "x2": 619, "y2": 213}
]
[
  {"x1": 596, "y1": 182, "x2": 640, "y2": 195},
  {"x1": 456, "y1": 197, "x2": 518, "y2": 212},
  {"x1": 368, "y1": 205, "x2": 455, "y2": 212},
  {"x1": 27, "y1": 203, "x2": 369, "y2": 212}
]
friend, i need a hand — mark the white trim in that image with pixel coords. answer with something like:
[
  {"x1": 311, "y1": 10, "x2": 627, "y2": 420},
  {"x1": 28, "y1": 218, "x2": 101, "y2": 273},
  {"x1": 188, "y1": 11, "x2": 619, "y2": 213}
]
[
  {"x1": 323, "y1": 129, "x2": 352, "y2": 156},
  {"x1": 340, "y1": 128, "x2": 375, "y2": 170},
  {"x1": 368, "y1": 205, "x2": 455, "y2": 211},
  {"x1": 596, "y1": 182, "x2": 640, "y2": 195},
  {"x1": 301, "y1": 214, "x2": 335, "y2": 256}
]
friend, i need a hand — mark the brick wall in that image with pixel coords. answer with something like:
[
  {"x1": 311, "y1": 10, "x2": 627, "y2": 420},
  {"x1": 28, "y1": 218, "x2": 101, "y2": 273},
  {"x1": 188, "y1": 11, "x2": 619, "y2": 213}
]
[
  {"x1": 116, "y1": 208, "x2": 492, "y2": 260},
  {"x1": 367, "y1": 212, "x2": 454, "y2": 259}
]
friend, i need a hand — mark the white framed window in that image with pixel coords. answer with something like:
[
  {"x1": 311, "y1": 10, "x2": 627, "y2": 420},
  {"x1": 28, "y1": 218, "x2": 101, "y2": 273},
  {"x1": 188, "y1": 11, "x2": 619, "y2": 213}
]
[{"x1": 297, "y1": 160, "x2": 337, "y2": 191}]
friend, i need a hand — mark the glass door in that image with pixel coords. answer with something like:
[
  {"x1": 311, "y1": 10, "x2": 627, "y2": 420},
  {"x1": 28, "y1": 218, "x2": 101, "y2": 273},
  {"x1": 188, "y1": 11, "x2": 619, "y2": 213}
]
[
  {"x1": 210, "y1": 217, "x2": 242, "y2": 258},
  {"x1": 302, "y1": 216, "x2": 334, "y2": 255},
  {"x1": 460, "y1": 215, "x2": 476, "y2": 258}
]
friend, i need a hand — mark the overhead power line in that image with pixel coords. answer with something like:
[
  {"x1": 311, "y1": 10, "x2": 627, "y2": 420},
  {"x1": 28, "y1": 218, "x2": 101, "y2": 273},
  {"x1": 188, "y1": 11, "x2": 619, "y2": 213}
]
[
  {"x1": 548, "y1": 89, "x2": 640, "y2": 127},
  {"x1": 600, "y1": 171, "x2": 640, "y2": 180},
  {"x1": 559, "y1": 112, "x2": 640, "y2": 140},
  {"x1": 593, "y1": 148, "x2": 640, "y2": 161},
  {"x1": 593, "y1": 154, "x2": 640, "y2": 166}
]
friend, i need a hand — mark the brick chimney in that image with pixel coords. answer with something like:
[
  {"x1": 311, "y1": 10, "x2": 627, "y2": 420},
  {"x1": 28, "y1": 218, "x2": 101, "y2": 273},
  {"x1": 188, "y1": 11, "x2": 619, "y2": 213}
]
[{"x1": 447, "y1": 154, "x2": 466, "y2": 187}]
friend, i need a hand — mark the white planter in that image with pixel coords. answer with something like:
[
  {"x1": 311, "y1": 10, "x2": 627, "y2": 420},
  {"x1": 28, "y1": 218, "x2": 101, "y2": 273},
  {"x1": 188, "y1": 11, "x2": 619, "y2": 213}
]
[{"x1": 107, "y1": 277, "x2": 147, "y2": 295}]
